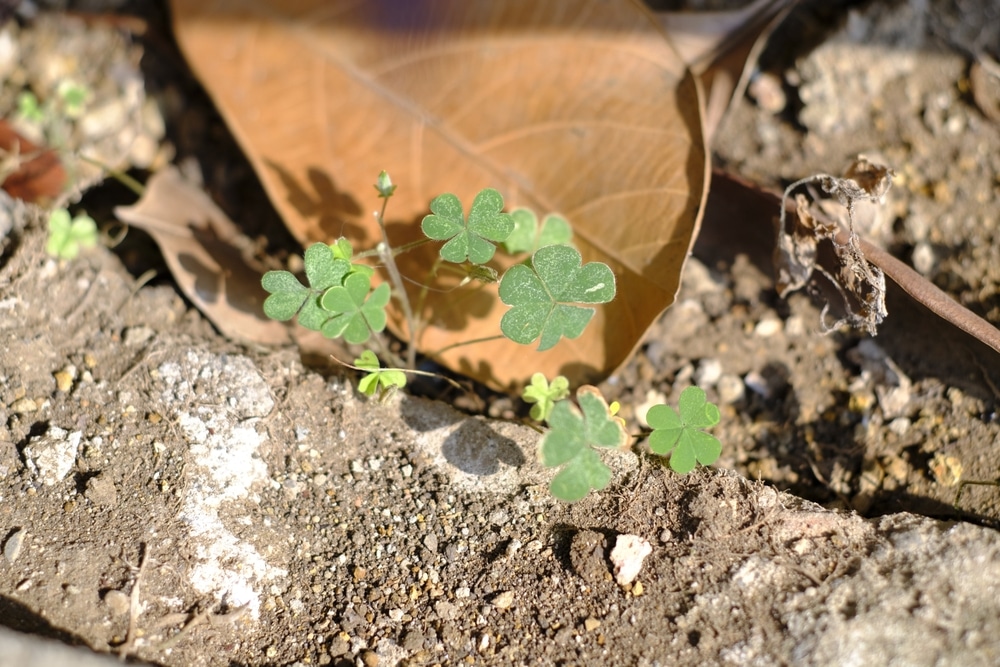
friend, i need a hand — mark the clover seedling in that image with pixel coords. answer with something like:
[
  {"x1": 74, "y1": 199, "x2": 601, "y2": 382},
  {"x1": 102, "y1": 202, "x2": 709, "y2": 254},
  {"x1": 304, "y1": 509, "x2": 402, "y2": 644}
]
[
  {"x1": 319, "y1": 272, "x2": 390, "y2": 344},
  {"x1": 646, "y1": 386, "x2": 722, "y2": 473},
  {"x1": 421, "y1": 188, "x2": 514, "y2": 264},
  {"x1": 355, "y1": 350, "x2": 406, "y2": 400},
  {"x1": 46, "y1": 208, "x2": 98, "y2": 260},
  {"x1": 262, "y1": 242, "x2": 352, "y2": 329},
  {"x1": 540, "y1": 386, "x2": 629, "y2": 501},
  {"x1": 499, "y1": 244, "x2": 615, "y2": 350},
  {"x1": 522, "y1": 372, "x2": 570, "y2": 422}
]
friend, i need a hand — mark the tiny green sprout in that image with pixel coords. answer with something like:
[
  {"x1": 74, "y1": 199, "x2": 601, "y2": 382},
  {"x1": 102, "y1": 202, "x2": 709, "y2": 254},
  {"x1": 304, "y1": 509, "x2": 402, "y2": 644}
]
[
  {"x1": 355, "y1": 350, "x2": 407, "y2": 399},
  {"x1": 55, "y1": 80, "x2": 89, "y2": 119},
  {"x1": 646, "y1": 386, "x2": 722, "y2": 474},
  {"x1": 522, "y1": 373, "x2": 570, "y2": 422},
  {"x1": 375, "y1": 170, "x2": 397, "y2": 199},
  {"x1": 46, "y1": 208, "x2": 98, "y2": 260},
  {"x1": 330, "y1": 237, "x2": 354, "y2": 261},
  {"x1": 16, "y1": 91, "x2": 44, "y2": 124},
  {"x1": 540, "y1": 386, "x2": 629, "y2": 502},
  {"x1": 499, "y1": 244, "x2": 616, "y2": 350},
  {"x1": 503, "y1": 208, "x2": 574, "y2": 255},
  {"x1": 421, "y1": 188, "x2": 514, "y2": 265}
]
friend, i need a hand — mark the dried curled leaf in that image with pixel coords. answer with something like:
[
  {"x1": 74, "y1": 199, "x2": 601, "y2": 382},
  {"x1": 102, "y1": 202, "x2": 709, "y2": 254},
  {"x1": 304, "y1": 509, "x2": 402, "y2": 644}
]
[{"x1": 775, "y1": 156, "x2": 893, "y2": 335}]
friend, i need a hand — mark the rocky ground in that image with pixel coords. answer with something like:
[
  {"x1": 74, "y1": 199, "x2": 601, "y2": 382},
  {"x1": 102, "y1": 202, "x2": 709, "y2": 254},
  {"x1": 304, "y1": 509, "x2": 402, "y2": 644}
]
[{"x1": 2, "y1": 0, "x2": 1000, "y2": 665}]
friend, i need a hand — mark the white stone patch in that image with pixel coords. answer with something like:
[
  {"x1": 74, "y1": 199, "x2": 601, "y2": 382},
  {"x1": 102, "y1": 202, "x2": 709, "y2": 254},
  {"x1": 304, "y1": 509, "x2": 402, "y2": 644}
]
[
  {"x1": 23, "y1": 427, "x2": 82, "y2": 485},
  {"x1": 177, "y1": 410, "x2": 285, "y2": 619}
]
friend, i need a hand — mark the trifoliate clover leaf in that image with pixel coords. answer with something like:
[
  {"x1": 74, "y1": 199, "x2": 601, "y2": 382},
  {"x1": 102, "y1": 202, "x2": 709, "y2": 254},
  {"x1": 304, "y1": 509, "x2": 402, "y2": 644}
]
[
  {"x1": 646, "y1": 386, "x2": 722, "y2": 474},
  {"x1": 499, "y1": 244, "x2": 616, "y2": 350},
  {"x1": 421, "y1": 188, "x2": 513, "y2": 265},
  {"x1": 503, "y1": 208, "x2": 574, "y2": 255},
  {"x1": 319, "y1": 272, "x2": 391, "y2": 344},
  {"x1": 262, "y1": 243, "x2": 351, "y2": 329},
  {"x1": 46, "y1": 208, "x2": 98, "y2": 260},
  {"x1": 540, "y1": 386, "x2": 629, "y2": 501},
  {"x1": 355, "y1": 350, "x2": 406, "y2": 398},
  {"x1": 522, "y1": 372, "x2": 570, "y2": 422}
]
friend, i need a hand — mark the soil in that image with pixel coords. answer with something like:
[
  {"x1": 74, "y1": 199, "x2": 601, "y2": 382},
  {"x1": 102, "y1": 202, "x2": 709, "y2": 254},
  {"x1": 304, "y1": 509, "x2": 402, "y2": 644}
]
[{"x1": 2, "y1": 1, "x2": 1000, "y2": 666}]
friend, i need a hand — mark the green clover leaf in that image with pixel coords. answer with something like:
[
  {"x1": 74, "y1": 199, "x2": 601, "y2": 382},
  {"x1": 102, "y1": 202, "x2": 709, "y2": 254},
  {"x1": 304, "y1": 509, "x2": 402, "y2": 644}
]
[
  {"x1": 647, "y1": 386, "x2": 722, "y2": 474},
  {"x1": 355, "y1": 350, "x2": 406, "y2": 398},
  {"x1": 262, "y1": 242, "x2": 351, "y2": 329},
  {"x1": 319, "y1": 272, "x2": 390, "y2": 344},
  {"x1": 499, "y1": 244, "x2": 615, "y2": 350},
  {"x1": 522, "y1": 372, "x2": 570, "y2": 422},
  {"x1": 421, "y1": 188, "x2": 514, "y2": 265},
  {"x1": 503, "y1": 208, "x2": 574, "y2": 255},
  {"x1": 540, "y1": 386, "x2": 629, "y2": 501},
  {"x1": 46, "y1": 209, "x2": 98, "y2": 260}
]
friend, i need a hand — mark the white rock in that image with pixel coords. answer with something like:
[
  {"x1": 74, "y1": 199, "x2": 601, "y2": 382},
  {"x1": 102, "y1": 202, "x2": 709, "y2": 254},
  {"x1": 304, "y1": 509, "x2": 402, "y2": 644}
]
[
  {"x1": 23, "y1": 427, "x2": 82, "y2": 485},
  {"x1": 610, "y1": 534, "x2": 652, "y2": 586}
]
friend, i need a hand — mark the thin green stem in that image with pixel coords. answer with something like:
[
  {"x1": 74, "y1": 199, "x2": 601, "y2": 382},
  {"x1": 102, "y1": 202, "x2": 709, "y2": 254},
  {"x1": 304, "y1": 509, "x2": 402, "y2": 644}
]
[
  {"x1": 374, "y1": 196, "x2": 417, "y2": 369},
  {"x1": 354, "y1": 237, "x2": 431, "y2": 260},
  {"x1": 78, "y1": 154, "x2": 145, "y2": 197},
  {"x1": 430, "y1": 334, "x2": 505, "y2": 357}
]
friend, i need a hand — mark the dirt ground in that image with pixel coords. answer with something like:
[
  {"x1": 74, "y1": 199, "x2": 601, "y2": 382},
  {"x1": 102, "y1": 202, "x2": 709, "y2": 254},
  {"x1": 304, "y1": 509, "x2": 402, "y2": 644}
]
[{"x1": 2, "y1": 0, "x2": 1000, "y2": 665}]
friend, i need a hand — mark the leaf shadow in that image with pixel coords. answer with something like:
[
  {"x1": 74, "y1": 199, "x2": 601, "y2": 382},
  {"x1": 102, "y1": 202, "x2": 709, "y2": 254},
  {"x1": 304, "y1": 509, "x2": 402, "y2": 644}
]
[{"x1": 262, "y1": 160, "x2": 367, "y2": 245}]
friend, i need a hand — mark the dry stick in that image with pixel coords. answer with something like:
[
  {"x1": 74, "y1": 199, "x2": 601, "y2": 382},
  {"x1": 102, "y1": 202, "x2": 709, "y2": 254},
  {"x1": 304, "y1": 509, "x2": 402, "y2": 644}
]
[
  {"x1": 780, "y1": 186, "x2": 1000, "y2": 356},
  {"x1": 118, "y1": 543, "x2": 149, "y2": 661},
  {"x1": 857, "y1": 237, "x2": 1000, "y2": 355}
]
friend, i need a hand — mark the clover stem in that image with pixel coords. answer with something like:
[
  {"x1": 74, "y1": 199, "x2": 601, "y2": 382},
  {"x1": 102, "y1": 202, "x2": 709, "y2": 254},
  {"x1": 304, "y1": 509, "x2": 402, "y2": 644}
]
[
  {"x1": 354, "y1": 237, "x2": 431, "y2": 260},
  {"x1": 78, "y1": 154, "x2": 145, "y2": 197},
  {"x1": 374, "y1": 196, "x2": 417, "y2": 369},
  {"x1": 429, "y1": 334, "x2": 505, "y2": 357}
]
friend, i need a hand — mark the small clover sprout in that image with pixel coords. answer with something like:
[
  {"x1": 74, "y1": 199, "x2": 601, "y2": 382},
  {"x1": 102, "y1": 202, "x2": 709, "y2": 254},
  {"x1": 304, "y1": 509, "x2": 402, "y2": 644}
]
[
  {"x1": 499, "y1": 244, "x2": 615, "y2": 350},
  {"x1": 262, "y1": 242, "x2": 351, "y2": 329},
  {"x1": 522, "y1": 372, "x2": 570, "y2": 422},
  {"x1": 421, "y1": 188, "x2": 514, "y2": 265},
  {"x1": 503, "y1": 208, "x2": 573, "y2": 255},
  {"x1": 355, "y1": 350, "x2": 406, "y2": 399},
  {"x1": 46, "y1": 208, "x2": 98, "y2": 260},
  {"x1": 16, "y1": 91, "x2": 44, "y2": 124},
  {"x1": 540, "y1": 386, "x2": 629, "y2": 501},
  {"x1": 319, "y1": 272, "x2": 391, "y2": 344},
  {"x1": 646, "y1": 386, "x2": 722, "y2": 474}
]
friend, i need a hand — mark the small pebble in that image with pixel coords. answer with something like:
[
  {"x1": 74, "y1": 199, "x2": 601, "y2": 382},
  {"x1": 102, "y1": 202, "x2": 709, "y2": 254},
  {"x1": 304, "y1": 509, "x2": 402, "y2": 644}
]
[
  {"x1": 717, "y1": 374, "x2": 745, "y2": 405},
  {"x1": 610, "y1": 535, "x2": 652, "y2": 586},
  {"x1": 694, "y1": 358, "x2": 722, "y2": 388},
  {"x1": 754, "y1": 317, "x2": 783, "y2": 338},
  {"x1": 492, "y1": 591, "x2": 515, "y2": 610},
  {"x1": 3, "y1": 528, "x2": 25, "y2": 564},
  {"x1": 584, "y1": 617, "x2": 601, "y2": 632},
  {"x1": 103, "y1": 589, "x2": 130, "y2": 616},
  {"x1": 360, "y1": 649, "x2": 379, "y2": 667},
  {"x1": 10, "y1": 397, "x2": 37, "y2": 414}
]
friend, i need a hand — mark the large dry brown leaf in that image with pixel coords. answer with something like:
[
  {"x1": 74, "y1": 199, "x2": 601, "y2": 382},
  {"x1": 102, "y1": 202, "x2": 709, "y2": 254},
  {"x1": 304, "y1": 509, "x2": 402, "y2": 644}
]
[{"x1": 170, "y1": 0, "x2": 708, "y2": 390}]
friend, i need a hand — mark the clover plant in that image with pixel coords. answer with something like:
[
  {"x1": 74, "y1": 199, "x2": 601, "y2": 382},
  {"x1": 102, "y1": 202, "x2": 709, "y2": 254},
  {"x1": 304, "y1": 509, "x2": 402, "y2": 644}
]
[
  {"x1": 46, "y1": 208, "x2": 98, "y2": 260},
  {"x1": 262, "y1": 173, "x2": 723, "y2": 501}
]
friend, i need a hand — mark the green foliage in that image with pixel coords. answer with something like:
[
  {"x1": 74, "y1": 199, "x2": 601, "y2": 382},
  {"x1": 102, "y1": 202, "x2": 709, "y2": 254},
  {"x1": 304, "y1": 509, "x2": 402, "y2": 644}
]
[
  {"x1": 46, "y1": 208, "x2": 98, "y2": 260},
  {"x1": 319, "y1": 273, "x2": 391, "y2": 344},
  {"x1": 503, "y1": 208, "x2": 573, "y2": 255},
  {"x1": 540, "y1": 386, "x2": 629, "y2": 502},
  {"x1": 421, "y1": 189, "x2": 514, "y2": 264},
  {"x1": 355, "y1": 350, "x2": 406, "y2": 398},
  {"x1": 258, "y1": 178, "x2": 655, "y2": 505},
  {"x1": 647, "y1": 386, "x2": 722, "y2": 474},
  {"x1": 499, "y1": 244, "x2": 616, "y2": 350},
  {"x1": 262, "y1": 243, "x2": 351, "y2": 327},
  {"x1": 522, "y1": 372, "x2": 570, "y2": 422}
]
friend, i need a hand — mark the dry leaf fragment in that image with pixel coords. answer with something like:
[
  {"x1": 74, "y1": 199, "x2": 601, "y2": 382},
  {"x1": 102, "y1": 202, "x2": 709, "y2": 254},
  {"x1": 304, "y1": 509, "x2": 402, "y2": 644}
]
[
  {"x1": 0, "y1": 119, "x2": 66, "y2": 204},
  {"x1": 775, "y1": 156, "x2": 892, "y2": 335},
  {"x1": 114, "y1": 166, "x2": 290, "y2": 346}
]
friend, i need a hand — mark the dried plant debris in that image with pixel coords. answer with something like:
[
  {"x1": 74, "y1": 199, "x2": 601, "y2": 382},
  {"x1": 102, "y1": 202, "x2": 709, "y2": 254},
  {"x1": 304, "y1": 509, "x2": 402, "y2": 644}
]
[{"x1": 775, "y1": 156, "x2": 893, "y2": 335}]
